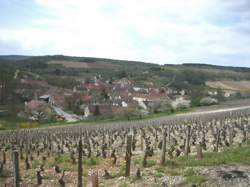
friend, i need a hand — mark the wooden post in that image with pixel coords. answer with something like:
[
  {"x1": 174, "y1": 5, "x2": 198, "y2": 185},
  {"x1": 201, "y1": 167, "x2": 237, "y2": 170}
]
[
  {"x1": 215, "y1": 128, "x2": 220, "y2": 152},
  {"x1": 90, "y1": 171, "x2": 99, "y2": 187},
  {"x1": 59, "y1": 170, "x2": 65, "y2": 187},
  {"x1": 196, "y1": 144, "x2": 203, "y2": 160},
  {"x1": 168, "y1": 125, "x2": 171, "y2": 144},
  {"x1": 143, "y1": 140, "x2": 150, "y2": 168},
  {"x1": 154, "y1": 129, "x2": 158, "y2": 149},
  {"x1": 13, "y1": 151, "x2": 20, "y2": 187},
  {"x1": 3, "y1": 151, "x2": 6, "y2": 164},
  {"x1": 136, "y1": 168, "x2": 141, "y2": 179},
  {"x1": 125, "y1": 134, "x2": 132, "y2": 177},
  {"x1": 242, "y1": 125, "x2": 247, "y2": 143},
  {"x1": 37, "y1": 170, "x2": 43, "y2": 185},
  {"x1": 140, "y1": 131, "x2": 144, "y2": 151},
  {"x1": 78, "y1": 138, "x2": 83, "y2": 187},
  {"x1": 142, "y1": 150, "x2": 148, "y2": 167},
  {"x1": 185, "y1": 125, "x2": 191, "y2": 156},
  {"x1": 229, "y1": 126, "x2": 233, "y2": 146},
  {"x1": 0, "y1": 161, "x2": 3, "y2": 175},
  {"x1": 160, "y1": 129, "x2": 167, "y2": 165}
]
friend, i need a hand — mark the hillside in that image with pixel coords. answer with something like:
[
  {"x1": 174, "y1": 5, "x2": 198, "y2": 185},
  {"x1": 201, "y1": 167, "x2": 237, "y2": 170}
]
[
  {"x1": 1, "y1": 55, "x2": 250, "y2": 127},
  {"x1": 2, "y1": 55, "x2": 250, "y2": 85}
]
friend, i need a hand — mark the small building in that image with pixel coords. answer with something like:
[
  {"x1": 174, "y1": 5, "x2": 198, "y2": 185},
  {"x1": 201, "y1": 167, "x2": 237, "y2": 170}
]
[
  {"x1": 171, "y1": 97, "x2": 191, "y2": 109},
  {"x1": 39, "y1": 94, "x2": 54, "y2": 104}
]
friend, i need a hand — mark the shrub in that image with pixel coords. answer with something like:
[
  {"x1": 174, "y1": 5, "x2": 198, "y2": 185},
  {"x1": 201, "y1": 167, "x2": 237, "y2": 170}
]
[
  {"x1": 184, "y1": 175, "x2": 206, "y2": 185},
  {"x1": 83, "y1": 157, "x2": 99, "y2": 166}
]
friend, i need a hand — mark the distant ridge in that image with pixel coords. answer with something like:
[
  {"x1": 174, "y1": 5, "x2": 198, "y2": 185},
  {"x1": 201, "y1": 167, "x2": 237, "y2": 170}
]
[
  {"x1": 0, "y1": 55, "x2": 250, "y2": 70},
  {"x1": 181, "y1": 63, "x2": 250, "y2": 72},
  {"x1": 0, "y1": 55, "x2": 31, "y2": 61}
]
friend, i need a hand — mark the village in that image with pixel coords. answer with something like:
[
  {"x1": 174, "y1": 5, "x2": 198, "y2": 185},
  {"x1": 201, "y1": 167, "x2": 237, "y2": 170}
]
[{"x1": 18, "y1": 75, "x2": 223, "y2": 123}]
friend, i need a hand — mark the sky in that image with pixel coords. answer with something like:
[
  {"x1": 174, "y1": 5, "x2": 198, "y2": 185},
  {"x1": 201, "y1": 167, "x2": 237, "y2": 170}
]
[{"x1": 0, "y1": 0, "x2": 250, "y2": 67}]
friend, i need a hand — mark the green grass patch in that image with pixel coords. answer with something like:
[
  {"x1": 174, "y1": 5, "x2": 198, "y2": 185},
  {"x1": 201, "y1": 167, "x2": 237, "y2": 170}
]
[
  {"x1": 32, "y1": 159, "x2": 43, "y2": 169},
  {"x1": 148, "y1": 184, "x2": 162, "y2": 187},
  {"x1": 184, "y1": 175, "x2": 207, "y2": 185},
  {"x1": 130, "y1": 175, "x2": 143, "y2": 183},
  {"x1": 0, "y1": 105, "x2": 194, "y2": 130},
  {"x1": 146, "y1": 160, "x2": 157, "y2": 167},
  {"x1": 56, "y1": 154, "x2": 71, "y2": 163},
  {"x1": 167, "y1": 169, "x2": 182, "y2": 176},
  {"x1": 118, "y1": 182, "x2": 129, "y2": 187},
  {"x1": 183, "y1": 168, "x2": 197, "y2": 177},
  {"x1": 134, "y1": 157, "x2": 143, "y2": 166},
  {"x1": 155, "y1": 166, "x2": 165, "y2": 173},
  {"x1": 155, "y1": 172, "x2": 165, "y2": 178},
  {"x1": 175, "y1": 141, "x2": 250, "y2": 167},
  {"x1": 159, "y1": 140, "x2": 250, "y2": 169},
  {"x1": 164, "y1": 160, "x2": 178, "y2": 169},
  {"x1": 116, "y1": 163, "x2": 126, "y2": 177},
  {"x1": 134, "y1": 157, "x2": 157, "y2": 167},
  {"x1": 83, "y1": 157, "x2": 100, "y2": 166},
  {"x1": 183, "y1": 168, "x2": 206, "y2": 185}
]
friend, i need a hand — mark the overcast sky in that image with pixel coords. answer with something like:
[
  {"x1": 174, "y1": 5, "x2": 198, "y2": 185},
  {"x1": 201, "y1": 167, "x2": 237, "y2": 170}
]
[{"x1": 0, "y1": 0, "x2": 250, "y2": 66}]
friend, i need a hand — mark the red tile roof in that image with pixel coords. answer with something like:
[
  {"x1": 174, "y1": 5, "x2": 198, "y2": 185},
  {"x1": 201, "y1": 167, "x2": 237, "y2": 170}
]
[{"x1": 25, "y1": 100, "x2": 45, "y2": 111}]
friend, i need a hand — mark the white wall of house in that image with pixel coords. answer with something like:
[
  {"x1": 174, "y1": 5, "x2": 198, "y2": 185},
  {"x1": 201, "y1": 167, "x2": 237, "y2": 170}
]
[{"x1": 122, "y1": 101, "x2": 128, "y2": 107}]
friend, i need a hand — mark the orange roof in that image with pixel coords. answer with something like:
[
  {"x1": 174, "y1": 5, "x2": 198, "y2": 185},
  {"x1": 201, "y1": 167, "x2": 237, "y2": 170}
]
[{"x1": 25, "y1": 100, "x2": 45, "y2": 111}]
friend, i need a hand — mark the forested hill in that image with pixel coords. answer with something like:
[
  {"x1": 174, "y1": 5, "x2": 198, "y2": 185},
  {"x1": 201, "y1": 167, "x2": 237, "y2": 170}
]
[
  {"x1": 1, "y1": 54, "x2": 250, "y2": 71},
  {"x1": 1, "y1": 54, "x2": 250, "y2": 126},
  {"x1": 1, "y1": 55, "x2": 250, "y2": 89}
]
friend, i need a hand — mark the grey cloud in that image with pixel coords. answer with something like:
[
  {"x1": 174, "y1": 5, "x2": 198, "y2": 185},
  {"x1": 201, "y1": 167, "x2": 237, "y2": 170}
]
[{"x1": 222, "y1": 0, "x2": 250, "y2": 13}]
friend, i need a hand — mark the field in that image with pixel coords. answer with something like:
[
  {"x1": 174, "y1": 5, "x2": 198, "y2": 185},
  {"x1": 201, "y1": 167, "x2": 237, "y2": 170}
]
[
  {"x1": 206, "y1": 81, "x2": 250, "y2": 91},
  {"x1": 1, "y1": 55, "x2": 250, "y2": 186},
  {"x1": 48, "y1": 60, "x2": 117, "y2": 69},
  {"x1": 0, "y1": 105, "x2": 250, "y2": 187}
]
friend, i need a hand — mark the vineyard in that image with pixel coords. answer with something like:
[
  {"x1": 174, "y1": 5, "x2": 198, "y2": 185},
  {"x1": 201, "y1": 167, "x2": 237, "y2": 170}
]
[{"x1": 0, "y1": 106, "x2": 250, "y2": 187}]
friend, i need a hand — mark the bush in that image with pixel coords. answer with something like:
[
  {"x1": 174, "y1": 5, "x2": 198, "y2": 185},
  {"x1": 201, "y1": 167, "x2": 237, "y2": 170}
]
[
  {"x1": 184, "y1": 175, "x2": 206, "y2": 185},
  {"x1": 83, "y1": 157, "x2": 99, "y2": 166},
  {"x1": 147, "y1": 160, "x2": 157, "y2": 167},
  {"x1": 183, "y1": 168, "x2": 196, "y2": 177},
  {"x1": 0, "y1": 123, "x2": 5, "y2": 130},
  {"x1": 18, "y1": 122, "x2": 39, "y2": 129}
]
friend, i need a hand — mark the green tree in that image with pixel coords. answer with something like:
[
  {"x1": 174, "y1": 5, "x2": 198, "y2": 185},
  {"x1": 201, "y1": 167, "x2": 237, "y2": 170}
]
[
  {"x1": 0, "y1": 63, "x2": 16, "y2": 104},
  {"x1": 216, "y1": 88, "x2": 225, "y2": 101}
]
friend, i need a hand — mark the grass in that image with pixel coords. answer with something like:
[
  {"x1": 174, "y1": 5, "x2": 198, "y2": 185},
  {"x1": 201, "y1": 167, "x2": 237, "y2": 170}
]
[
  {"x1": 53, "y1": 154, "x2": 100, "y2": 171},
  {"x1": 56, "y1": 154, "x2": 71, "y2": 163},
  {"x1": 148, "y1": 184, "x2": 162, "y2": 187},
  {"x1": 155, "y1": 166, "x2": 165, "y2": 173},
  {"x1": 117, "y1": 163, "x2": 126, "y2": 177},
  {"x1": 83, "y1": 157, "x2": 100, "y2": 166},
  {"x1": 32, "y1": 159, "x2": 43, "y2": 169},
  {"x1": 151, "y1": 139, "x2": 250, "y2": 186},
  {"x1": 155, "y1": 172, "x2": 165, "y2": 178},
  {"x1": 175, "y1": 140, "x2": 250, "y2": 167},
  {"x1": 164, "y1": 160, "x2": 178, "y2": 169},
  {"x1": 130, "y1": 175, "x2": 143, "y2": 183},
  {"x1": 0, "y1": 107, "x2": 193, "y2": 130},
  {"x1": 166, "y1": 169, "x2": 181, "y2": 176},
  {"x1": 155, "y1": 166, "x2": 181, "y2": 176},
  {"x1": 161, "y1": 140, "x2": 250, "y2": 169},
  {"x1": 0, "y1": 115, "x2": 26, "y2": 130},
  {"x1": 130, "y1": 140, "x2": 250, "y2": 186},
  {"x1": 118, "y1": 183, "x2": 129, "y2": 187},
  {"x1": 184, "y1": 175, "x2": 207, "y2": 185},
  {"x1": 134, "y1": 157, "x2": 157, "y2": 168},
  {"x1": 45, "y1": 154, "x2": 77, "y2": 171},
  {"x1": 182, "y1": 168, "x2": 207, "y2": 185},
  {"x1": 183, "y1": 168, "x2": 196, "y2": 177},
  {"x1": 146, "y1": 160, "x2": 157, "y2": 167}
]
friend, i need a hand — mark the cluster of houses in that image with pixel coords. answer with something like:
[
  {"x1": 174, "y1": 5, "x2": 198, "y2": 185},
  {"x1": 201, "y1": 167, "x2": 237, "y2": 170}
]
[{"x1": 18, "y1": 76, "x2": 221, "y2": 122}]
